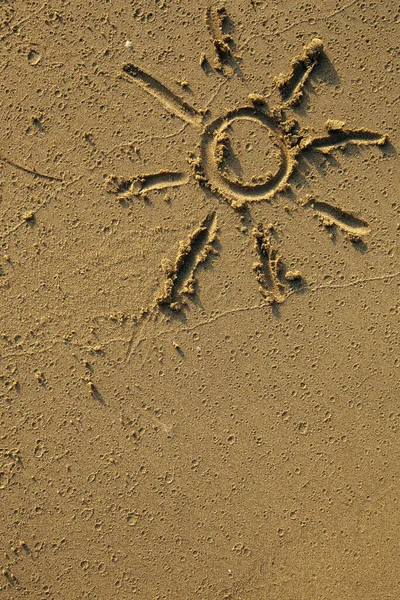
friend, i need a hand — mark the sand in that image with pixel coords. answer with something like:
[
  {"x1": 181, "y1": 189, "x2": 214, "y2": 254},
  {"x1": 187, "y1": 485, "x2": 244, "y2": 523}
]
[{"x1": 0, "y1": 1, "x2": 399, "y2": 598}]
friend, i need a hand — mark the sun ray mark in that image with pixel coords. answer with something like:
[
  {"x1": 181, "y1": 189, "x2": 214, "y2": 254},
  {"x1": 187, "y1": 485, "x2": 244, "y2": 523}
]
[
  {"x1": 302, "y1": 120, "x2": 387, "y2": 152},
  {"x1": 120, "y1": 63, "x2": 203, "y2": 127},
  {"x1": 105, "y1": 171, "x2": 189, "y2": 199},
  {"x1": 123, "y1": 213, "x2": 218, "y2": 362},
  {"x1": 275, "y1": 38, "x2": 324, "y2": 107},
  {"x1": 252, "y1": 223, "x2": 287, "y2": 304},
  {"x1": 205, "y1": 6, "x2": 233, "y2": 71},
  {"x1": 136, "y1": 171, "x2": 189, "y2": 194},
  {"x1": 204, "y1": 6, "x2": 243, "y2": 78},
  {"x1": 303, "y1": 196, "x2": 370, "y2": 237},
  {"x1": 156, "y1": 211, "x2": 218, "y2": 310}
]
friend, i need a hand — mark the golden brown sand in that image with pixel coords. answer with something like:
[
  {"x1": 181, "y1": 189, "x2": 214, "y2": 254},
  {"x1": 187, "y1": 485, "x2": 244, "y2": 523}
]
[{"x1": 0, "y1": 1, "x2": 399, "y2": 598}]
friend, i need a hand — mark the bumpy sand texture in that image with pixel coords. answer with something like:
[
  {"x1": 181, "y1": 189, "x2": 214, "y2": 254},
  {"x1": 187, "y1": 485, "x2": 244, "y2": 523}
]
[{"x1": 0, "y1": 1, "x2": 399, "y2": 598}]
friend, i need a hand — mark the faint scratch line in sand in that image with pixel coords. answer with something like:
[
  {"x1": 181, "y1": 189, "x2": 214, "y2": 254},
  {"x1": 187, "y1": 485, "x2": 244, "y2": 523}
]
[
  {"x1": 309, "y1": 271, "x2": 400, "y2": 293},
  {"x1": 124, "y1": 313, "x2": 156, "y2": 364},
  {"x1": 2, "y1": 271, "x2": 397, "y2": 363},
  {"x1": 0, "y1": 153, "x2": 63, "y2": 181},
  {"x1": 151, "y1": 270, "x2": 400, "y2": 336},
  {"x1": 325, "y1": 0, "x2": 359, "y2": 20}
]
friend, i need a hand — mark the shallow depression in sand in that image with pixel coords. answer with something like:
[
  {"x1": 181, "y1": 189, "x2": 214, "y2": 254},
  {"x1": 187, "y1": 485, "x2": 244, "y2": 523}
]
[{"x1": 215, "y1": 117, "x2": 283, "y2": 184}]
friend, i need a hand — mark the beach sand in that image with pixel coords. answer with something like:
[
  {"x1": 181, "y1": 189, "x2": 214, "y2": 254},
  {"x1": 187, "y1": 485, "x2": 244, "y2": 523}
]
[{"x1": 0, "y1": 1, "x2": 399, "y2": 598}]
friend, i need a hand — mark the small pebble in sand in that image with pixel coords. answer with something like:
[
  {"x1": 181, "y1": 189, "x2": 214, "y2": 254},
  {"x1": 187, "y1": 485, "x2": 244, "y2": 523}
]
[
  {"x1": 23, "y1": 210, "x2": 35, "y2": 221},
  {"x1": 125, "y1": 40, "x2": 133, "y2": 49}
]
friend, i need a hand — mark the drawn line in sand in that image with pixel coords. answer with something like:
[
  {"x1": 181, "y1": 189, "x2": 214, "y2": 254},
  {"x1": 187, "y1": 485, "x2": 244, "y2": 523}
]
[
  {"x1": 204, "y1": 6, "x2": 241, "y2": 76},
  {"x1": 253, "y1": 224, "x2": 303, "y2": 305},
  {"x1": 105, "y1": 171, "x2": 189, "y2": 200},
  {"x1": 111, "y1": 20, "x2": 389, "y2": 308},
  {"x1": 275, "y1": 38, "x2": 324, "y2": 107},
  {"x1": 121, "y1": 63, "x2": 203, "y2": 127},
  {"x1": 0, "y1": 153, "x2": 63, "y2": 181},
  {"x1": 156, "y1": 211, "x2": 218, "y2": 310},
  {"x1": 303, "y1": 196, "x2": 370, "y2": 237}
]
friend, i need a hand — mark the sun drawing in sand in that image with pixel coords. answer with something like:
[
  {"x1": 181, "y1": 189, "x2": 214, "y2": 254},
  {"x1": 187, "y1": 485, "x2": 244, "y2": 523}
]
[{"x1": 106, "y1": 7, "x2": 387, "y2": 310}]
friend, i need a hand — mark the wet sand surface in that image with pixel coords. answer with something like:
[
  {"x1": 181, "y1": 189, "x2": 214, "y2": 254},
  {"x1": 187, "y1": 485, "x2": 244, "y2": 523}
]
[{"x1": 0, "y1": 1, "x2": 399, "y2": 598}]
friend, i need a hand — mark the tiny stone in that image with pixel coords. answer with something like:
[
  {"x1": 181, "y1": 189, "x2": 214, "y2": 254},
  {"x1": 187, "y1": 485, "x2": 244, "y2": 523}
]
[
  {"x1": 285, "y1": 270, "x2": 302, "y2": 281},
  {"x1": 23, "y1": 210, "x2": 35, "y2": 221}
]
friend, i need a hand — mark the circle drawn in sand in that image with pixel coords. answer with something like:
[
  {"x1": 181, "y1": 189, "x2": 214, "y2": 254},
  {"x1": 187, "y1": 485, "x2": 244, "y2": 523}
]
[{"x1": 200, "y1": 106, "x2": 294, "y2": 205}]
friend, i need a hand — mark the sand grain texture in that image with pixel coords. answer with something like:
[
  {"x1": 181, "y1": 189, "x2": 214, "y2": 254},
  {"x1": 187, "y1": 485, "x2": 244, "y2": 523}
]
[{"x1": 0, "y1": 1, "x2": 399, "y2": 598}]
